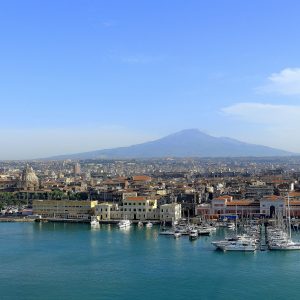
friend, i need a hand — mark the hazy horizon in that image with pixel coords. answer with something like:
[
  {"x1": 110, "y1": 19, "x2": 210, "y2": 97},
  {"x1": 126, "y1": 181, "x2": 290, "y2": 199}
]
[{"x1": 2, "y1": 1, "x2": 300, "y2": 159}]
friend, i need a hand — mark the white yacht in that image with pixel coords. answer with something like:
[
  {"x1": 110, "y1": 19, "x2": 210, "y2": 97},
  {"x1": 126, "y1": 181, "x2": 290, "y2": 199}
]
[
  {"x1": 269, "y1": 240, "x2": 300, "y2": 250},
  {"x1": 268, "y1": 194, "x2": 300, "y2": 251},
  {"x1": 227, "y1": 223, "x2": 236, "y2": 230},
  {"x1": 174, "y1": 231, "x2": 182, "y2": 239},
  {"x1": 212, "y1": 234, "x2": 255, "y2": 250},
  {"x1": 145, "y1": 221, "x2": 153, "y2": 228},
  {"x1": 197, "y1": 226, "x2": 211, "y2": 236},
  {"x1": 219, "y1": 240, "x2": 256, "y2": 252},
  {"x1": 90, "y1": 216, "x2": 100, "y2": 228},
  {"x1": 117, "y1": 219, "x2": 131, "y2": 229},
  {"x1": 159, "y1": 228, "x2": 175, "y2": 235},
  {"x1": 189, "y1": 229, "x2": 198, "y2": 240}
]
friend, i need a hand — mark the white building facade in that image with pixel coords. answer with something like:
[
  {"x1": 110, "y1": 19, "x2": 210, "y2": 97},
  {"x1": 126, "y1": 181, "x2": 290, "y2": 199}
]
[
  {"x1": 160, "y1": 203, "x2": 181, "y2": 222},
  {"x1": 121, "y1": 197, "x2": 159, "y2": 221}
]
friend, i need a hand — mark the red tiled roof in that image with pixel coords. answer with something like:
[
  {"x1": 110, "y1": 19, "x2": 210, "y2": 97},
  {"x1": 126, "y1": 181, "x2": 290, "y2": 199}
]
[
  {"x1": 263, "y1": 195, "x2": 281, "y2": 201},
  {"x1": 227, "y1": 201, "x2": 256, "y2": 206},
  {"x1": 127, "y1": 197, "x2": 147, "y2": 201},
  {"x1": 132, "y1": 176, "x2": 151, "y2": 182},
  {"x1": 289, "y1": 192, "x2": 300, "y2": 197}
]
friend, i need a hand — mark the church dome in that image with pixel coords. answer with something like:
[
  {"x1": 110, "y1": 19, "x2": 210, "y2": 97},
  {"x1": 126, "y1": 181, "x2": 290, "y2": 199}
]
[{"x1": 19, "y1": 165, "x2": 39, "y2": 190}]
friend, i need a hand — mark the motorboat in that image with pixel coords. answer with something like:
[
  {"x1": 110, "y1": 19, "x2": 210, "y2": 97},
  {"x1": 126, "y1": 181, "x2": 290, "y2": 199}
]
[
  {"x1": 219, "y1": 240, "x2": 257, "y2": 252},
  {"x1": 174, "y1": 231, "x2": 182, "y2": 239},
  {"x1": 137, "y1": 221, "x2": 144, "y2": 227},
  {"x1": 117, "y1": 219, "x2": 131, "y2": 229},
  {"x1": 159, "y1": 228, "x2": 175, "y2": 235},
  {"x1": 146, "y1": 221, "x2": 153, "y2": 228},
  {"x1": 197, "y1": 227, "x2": 211, "y2": 236},
  {"x1": 212, "y1": 234, "x2": 255, "y2": 250},
  {"x1": 90, "y1": 216, "x2": 100, "y2": 228},
  {"x1": 227, "y1": 223, "x2": 236, "y2": 230},
  {"x1": 189, "y1": 229, "x2": 198, "y2": 240}
]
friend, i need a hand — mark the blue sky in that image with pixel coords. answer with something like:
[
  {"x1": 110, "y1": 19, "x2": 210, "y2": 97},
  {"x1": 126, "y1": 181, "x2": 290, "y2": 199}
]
[{"x1": 1, "y1": 0, "x2": 300, "y2": 159}]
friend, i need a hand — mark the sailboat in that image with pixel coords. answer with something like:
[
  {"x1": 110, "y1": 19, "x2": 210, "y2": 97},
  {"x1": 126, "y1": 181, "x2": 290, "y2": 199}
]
[
  {"x1": 268, "y1": 194, "x2": 300, "y2": 250},
  {"x1": 212, "y1": 205, "x2": 256, "y2": 252}
]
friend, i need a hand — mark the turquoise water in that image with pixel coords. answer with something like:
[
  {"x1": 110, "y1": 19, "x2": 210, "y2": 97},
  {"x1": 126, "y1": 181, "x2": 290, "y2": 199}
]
[{"x1": 1, "y1": 223, "x2": 300, "y2": 300}]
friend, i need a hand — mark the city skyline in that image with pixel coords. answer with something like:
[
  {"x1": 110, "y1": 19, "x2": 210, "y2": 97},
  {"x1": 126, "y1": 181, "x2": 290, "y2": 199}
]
[{"x1": 2, "y1": 1, "x2": 300, "y2": 159}]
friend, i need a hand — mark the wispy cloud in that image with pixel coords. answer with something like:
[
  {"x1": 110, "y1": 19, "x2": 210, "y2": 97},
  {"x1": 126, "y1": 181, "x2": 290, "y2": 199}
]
[
  {"x1": 121, "y1": 55, "x2": 162, "y2": 64},
  {"x1": 221, "y1": 102, "x2": 300, "y2": 152},
  {"x1": 222, "y1": 102, "x2": 300, "y2": 125},
  {"x1": 102, "y1": 20, "x2": 117, "y2": 28},
  {"x1": 258, "y1": 68, "x2": 300, "y2": 96}
]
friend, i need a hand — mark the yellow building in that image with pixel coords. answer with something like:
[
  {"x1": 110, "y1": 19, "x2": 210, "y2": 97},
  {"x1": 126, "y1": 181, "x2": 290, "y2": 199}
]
[
  {"x1": 160, "y1": 203, "x2": 181, "y2": 222},
  {"x1": 32, "y1": 200, "x2": 98, "y2": 220},
  {"x1": 121, "y1": 196, "x2": 159, "y2": 220},
  {"x1": 95, "y1": 203, "x2": 113, "y2": 220}
]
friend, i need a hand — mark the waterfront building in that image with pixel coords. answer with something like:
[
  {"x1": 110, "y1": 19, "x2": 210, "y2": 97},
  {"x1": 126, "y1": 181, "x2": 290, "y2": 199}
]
[
  {"x1": 160, "y1": 203, "x2": 181, "y2": 223},
  {"x1": 260, "y1": 195, "x2": 285, "y2": 218},
  {"x1": 121, "y1": 196, "x2": 159, "y2": 221},
  {"x1": 259, "y1": 194, "x2": 300, "y2": 218},
  {"x1": 210, "y1": 196, "x2": 260, "y2": 218},
  {"x1": 32, "y1": 200, "x2": 98, "y2": 220},
  {"x1": 195, "y1": 203, "x2": 212, "y2": 219},
  {"x1": 225, "y1": 200, "x2": 260, "y2": 217},
  {"x1": 95, "y1": 203, "x2": 113, "y2": 220},
  {"x1": 211, "y1": 195, "x2": 233, "y2": 215}
]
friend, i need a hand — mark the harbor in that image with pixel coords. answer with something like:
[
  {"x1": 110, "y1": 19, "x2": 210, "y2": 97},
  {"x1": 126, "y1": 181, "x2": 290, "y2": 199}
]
[
  {"x1": 2, "y1": 221, "x2": 300, "y2": 300},
  {"x1": 4, "y1": 213, "x2": 300, "y2": 253}
]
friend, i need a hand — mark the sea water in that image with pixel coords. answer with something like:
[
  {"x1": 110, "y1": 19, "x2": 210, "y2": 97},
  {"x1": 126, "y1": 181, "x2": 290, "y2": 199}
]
[{"x1": 1, "y1": 222, "x2": 300, "y2": 300}]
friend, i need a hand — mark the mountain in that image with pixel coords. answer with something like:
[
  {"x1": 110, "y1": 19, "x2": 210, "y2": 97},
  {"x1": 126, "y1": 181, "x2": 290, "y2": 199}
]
[{"x1": 44, "y1": 129, "x2": 294, "y2": 160}]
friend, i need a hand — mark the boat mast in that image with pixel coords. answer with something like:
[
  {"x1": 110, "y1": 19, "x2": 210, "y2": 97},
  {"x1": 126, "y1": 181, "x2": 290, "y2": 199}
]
[
  {"x1": 287, "y1": 193, "x2": 291, "y2": 239},
  {"x1": 235, "y1": 204, "x2": 238, "y2": 235}
]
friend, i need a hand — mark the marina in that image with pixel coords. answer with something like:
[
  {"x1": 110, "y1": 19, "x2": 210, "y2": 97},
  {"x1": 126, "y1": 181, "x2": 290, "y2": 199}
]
[
  {"x1": 2, "y1": 222, "x2": 300, "y2": 299},
  {"x1": 2, "y1": 164, "x2": 300, "y2": 297}
]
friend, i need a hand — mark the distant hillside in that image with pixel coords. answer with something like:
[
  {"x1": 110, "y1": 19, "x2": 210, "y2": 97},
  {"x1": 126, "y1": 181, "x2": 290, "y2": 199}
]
[{"x1": 45, "y1": 129, "x2": 294, "y2": 160}]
